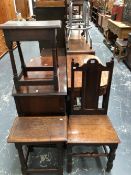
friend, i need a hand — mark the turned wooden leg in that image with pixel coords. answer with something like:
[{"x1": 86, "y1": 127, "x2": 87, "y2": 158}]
[
  {"x1": 7, "y1": 41, "x2": 19, "y2": 90},
  {"x1": 15, "y1": 144, "x2": 28, "y2": 175},
  {"x1": 106, "y1": 144, "x2": 118, "y2": 172},
  {"x1": 57, "y1": 143, "x2": 64, "y2": 175},
  {"x1": 67, "y1": 145, "x2": 72, "y2": 173}
]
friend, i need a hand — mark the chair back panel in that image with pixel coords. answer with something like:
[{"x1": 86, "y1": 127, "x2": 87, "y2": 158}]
[
  {"x1": 81, "y1": 59, "x2": 101, "y2": 110},
  {"x1": 70, "y1": 58, "x2": 114, "y2": 115}
]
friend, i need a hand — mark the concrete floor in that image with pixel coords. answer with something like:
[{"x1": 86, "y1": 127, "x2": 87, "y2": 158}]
[{"x1": 0, "y1": 23, "x2": 131, "y2": 175}]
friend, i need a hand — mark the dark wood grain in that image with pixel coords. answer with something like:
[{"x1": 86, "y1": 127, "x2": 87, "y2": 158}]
[
  {"x1": 8, "y1": 116, "x2": 67, "y2": 143},
  {"x1": 68, "y1": 115, "x2": 120, "y2": 144}
]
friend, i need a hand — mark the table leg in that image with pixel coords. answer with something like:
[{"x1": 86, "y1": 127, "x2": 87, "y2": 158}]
[
  {"x1": 6, "y1": 41, "x2": 19, "y2": 90},
  {"x1": 17, "y1": 41, "x2": 27, "y2": 76}
]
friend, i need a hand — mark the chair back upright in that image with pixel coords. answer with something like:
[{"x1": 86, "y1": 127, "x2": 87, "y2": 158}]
[{"x1": 70, "y1": 58, "x2": 114, "y2": 115}]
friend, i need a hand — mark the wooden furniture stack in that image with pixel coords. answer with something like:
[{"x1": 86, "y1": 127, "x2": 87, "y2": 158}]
[
  {"x1": 0, "y1": 0, "x2": 16, "y2": 58},
  {"x1": 0, "y1": 20, "x2": 67, "y2": 116},
  {"x1": 0, "y1": 2, "x2": 120, "y2": 174},
  {"x1": 0, "y1": 20, "x2": 68, "y2": 174}
]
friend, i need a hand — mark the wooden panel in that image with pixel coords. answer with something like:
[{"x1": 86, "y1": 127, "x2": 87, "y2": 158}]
[
  {"x1": 34, "y1": 5, "x2": 65, "y2": 48},
  {"x1": 15, "y1": 0, "x2": 29, "y2": 19},
  {"x1": 35, "y1": 0, "x2": 65, "y2": 7},
  {"x1": 14, "y1": 95, "x2": 66, "y2": 116},
  {"x1": 0, "y1": 0, "x2": 16, "y2": 58}
]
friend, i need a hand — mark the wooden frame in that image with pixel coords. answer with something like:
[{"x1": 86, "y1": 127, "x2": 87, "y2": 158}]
[
  {"x1": 0, "y1": 20, "x2": 61, "y2": 91},
  {"x1": 67, "y1": 58, "x2": 120, "y2": 173}
]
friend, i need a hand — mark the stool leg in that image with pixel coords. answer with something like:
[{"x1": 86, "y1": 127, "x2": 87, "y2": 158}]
[
  {"x1": 118, "y1": 47, "x2": 122, "y2": 62},
  {"x1": 67, "y1": 145, "x2": 72, "y2": 173},
  {"x1": 113, "y1": 45, "x2": 117, "y2": 57},
  {"x1": 57, "y1": 143, "x2": 64, "y2": 175},
  {"x1": 106, "y1": 144, "x2": 118, "y2": 172},
  {"x1": 15, "y1": 144, "x2": 28, "y2": 175}
]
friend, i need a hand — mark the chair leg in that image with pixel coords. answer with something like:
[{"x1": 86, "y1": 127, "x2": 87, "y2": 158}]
[
  {"x1": 57, "y1": 143, "x2": 64, "y2": 175},
  {"x1": 85, "y1": 30, "x2": 88, "y2": 43},
  {"x1": 66, "y1": 29, "x2": 71, "y2": 50},
  {"x1": 106, "y1": 144, "x2": 118, "y2": 172},
  {"x1": 67, "y1": 145, "x2": 72, "y2": 173}
]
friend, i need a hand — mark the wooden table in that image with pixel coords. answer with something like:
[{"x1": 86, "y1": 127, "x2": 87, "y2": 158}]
[
  {"x1": 0, "y1": 20, "x2": 61, "y2": 91},
  {"x1": 108, "y1": 19, "x2": 131, "y2": 39}
]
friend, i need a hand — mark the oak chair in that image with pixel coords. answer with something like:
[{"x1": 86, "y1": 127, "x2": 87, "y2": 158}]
[
  {"x1": 67, "y1": 58, "x2": 120, "y2": 173},
  {"x1": 7, "y1": 116, "x2": 67, "y2": 175}
]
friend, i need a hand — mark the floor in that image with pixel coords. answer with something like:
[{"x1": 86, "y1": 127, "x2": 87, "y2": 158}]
[{"x1": 0, "y1": 23, "x2": 131, "y2": 175}]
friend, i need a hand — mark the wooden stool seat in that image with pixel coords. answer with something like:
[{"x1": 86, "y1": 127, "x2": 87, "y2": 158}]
[
  {"x1": 114, "y1": 39, "x2": 128, "y2": 61},
  {"x1": 68, "y1": 115, "x2": 120, "y2": 144},
  {"x1": 8, "y1": 116, "x2": 67, "y2": 143},
  {"x1": 8, "y1": 116, "x2": 67, "y2": 175}
]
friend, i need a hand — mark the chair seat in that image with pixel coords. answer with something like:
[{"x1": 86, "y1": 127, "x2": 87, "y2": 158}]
[
  {"x1": 8, "y1": 116, "x2": 67, "y2": 143},
  {"x1": 68, "y1": 115, "x2": 120, "y2": 144}
]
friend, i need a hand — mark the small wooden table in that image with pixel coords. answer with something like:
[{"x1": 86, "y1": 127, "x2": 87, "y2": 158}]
[
  {"x1": 8, "y1": 116, "x2": 67, "y2": 175},
  {"x1": 108, "y1": 19, "x2": 131, "y2": 39},
  {"x1": 0, "y1": 20, "x2": 61, "y2": 91}
]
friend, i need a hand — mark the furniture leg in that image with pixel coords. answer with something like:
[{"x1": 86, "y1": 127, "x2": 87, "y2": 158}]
[
  {"x1": 67, "y1": 145, "x2": 72, "y2": 173},
  {"x1": 106, "y1": 144, "x2": 118, "y2": 172},
  {"x1": 15, "y1": 144, "x2": 28, "y2": 175},
  {"x1": 17, "y1": 41, "x2": 27, "y2": 76},
  {"x1": 52, "y1": 48, "x2": 58, "y2": 91},
  {"x1": 7, "y1": 41, "x2": 19, "y2": 90},
  {"x1": 57, "y1": 143, "x2": 64, "y2": 175}
]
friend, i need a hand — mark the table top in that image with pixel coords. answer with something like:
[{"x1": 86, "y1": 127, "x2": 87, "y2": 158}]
[
  {"x1": 108, "y1": 19, "x2": 131, "y2": 29},
  {"x1": 8, "y1": 116, "x2": 67, "y2": 143},
  {"x1": 0, "y1": 20, "x2": 62, "y2": 29}
]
